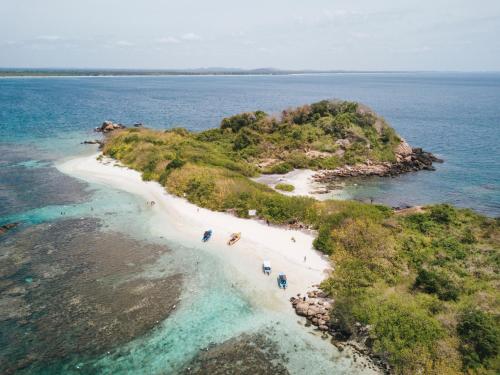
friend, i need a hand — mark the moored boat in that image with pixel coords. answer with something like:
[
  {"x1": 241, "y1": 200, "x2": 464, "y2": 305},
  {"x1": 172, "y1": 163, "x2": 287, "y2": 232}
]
[
  {"x1": 277, "y1": 272, "x2": 288, "y2": 289},
  {"x1": 263, "y1": 260, "x2": 271, "y2": 275},
  {"x1": 227, "y1": 232, "x2": 241, "y2": 246},
  {"x1": 202, "y1": 230, "x2": 212, "y2": 242}
]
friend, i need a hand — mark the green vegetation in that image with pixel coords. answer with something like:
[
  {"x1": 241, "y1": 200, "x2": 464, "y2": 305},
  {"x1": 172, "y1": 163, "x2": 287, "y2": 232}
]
[
  {"x1": 103, "y1": 101, "x2": 499, "y2": 374},
  {"x1": 321, "y1": 205, "x2": 499, "y2": 374},
  {"x1": 275, "y1": 183, "x2": 295, "y2": 192},
  {"x1": 196, "y1": 99, "x2": 401, "y2": 172}
]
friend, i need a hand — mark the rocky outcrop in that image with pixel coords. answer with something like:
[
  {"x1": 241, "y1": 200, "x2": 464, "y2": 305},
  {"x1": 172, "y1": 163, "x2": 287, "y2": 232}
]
[
  {"x1": 290, "y1": 289, "x2": 332, "y2": 332},
  {"x1": 291, "y1": 288, "x2": 391, "y2": 374},
  {"x1": 314, "y1": 141, "x2": 443, "y2": 182},
  {"x1": 81, "y1": 139, "x2": 104, "y2": 147},
  {"x1": 95, "y1": 121, "x2": 126, "y2": 133},
  {"x1": 0, "y1": 222, "x2": 19, "y2": 236}
]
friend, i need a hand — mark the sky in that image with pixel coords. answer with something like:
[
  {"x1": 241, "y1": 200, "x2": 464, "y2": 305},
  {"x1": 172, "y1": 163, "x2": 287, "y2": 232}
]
[{"x1": 1, "y1": 0, "x2": 499, "y2": 71}]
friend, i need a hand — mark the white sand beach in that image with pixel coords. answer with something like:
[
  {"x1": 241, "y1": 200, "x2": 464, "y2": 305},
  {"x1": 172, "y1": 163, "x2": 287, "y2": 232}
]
[
  {"x1": 57, "y1": 153, "x2": 331, "y2": 314},
  {"x1": 252, "y1": 169, "x2": 350, "y2": 201}
]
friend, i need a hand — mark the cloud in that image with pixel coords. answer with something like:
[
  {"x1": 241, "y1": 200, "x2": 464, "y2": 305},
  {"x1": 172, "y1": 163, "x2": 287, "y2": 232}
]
[
  {"x1": 401, "y1": 46, "x2": 432, "y2": 53},
  {"x1": 351, "y1": 32, "x2": 370, "y2": 39},
  {"x1": 293, "y1": 9, "x2": 365, "y2": 27},
  {"x1": 181, "y1": 32, "x2": 202, "y2": 41},
  {"x1": 156, "y1": 36, "x2": 180, "y2": 44},
  {"x1": 116, "y1": 40, "x2": 134, "y2": 47},
  {"x1": 36, "y1": 35, "x2": 63, "y2": 42}
]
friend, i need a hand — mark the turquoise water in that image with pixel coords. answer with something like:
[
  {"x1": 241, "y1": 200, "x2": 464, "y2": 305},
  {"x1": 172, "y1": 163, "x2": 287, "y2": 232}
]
[{"x1": 1, "y1": 73, "x2": 499, "y2": 374}]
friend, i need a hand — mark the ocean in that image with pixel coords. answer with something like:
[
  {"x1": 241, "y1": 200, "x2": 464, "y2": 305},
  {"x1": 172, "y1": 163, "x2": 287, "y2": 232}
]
[{"x1": 0, "y1": 73, "x2": 499, "y2": 374}]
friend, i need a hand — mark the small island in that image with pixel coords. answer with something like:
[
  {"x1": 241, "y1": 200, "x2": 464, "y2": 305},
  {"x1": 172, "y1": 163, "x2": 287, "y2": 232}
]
[{"x1": 96, "y1": 101, "x2": 498, "y2": 374}]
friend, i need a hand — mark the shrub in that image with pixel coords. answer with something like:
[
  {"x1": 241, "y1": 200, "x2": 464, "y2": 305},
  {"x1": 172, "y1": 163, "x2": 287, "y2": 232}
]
[
  {"x1": 414, "y1": 268, "x2": 460, "y2": 301},
  {"x1": 351, "y1": 295, "x2": 444, "y2": 374},
  {"x1": 457, "y1": 308, "x2": 499, "y2": 371},
  {"x1": 168, "y1": 127, "x2": 190, "y2": 136},
  {"x1": 430, "y1": 204, "x2": 457, "y2": 224},
  {"x1": 185, "y1": 176, "x2": 216, "y2": 207},
  {"x1": 265, "y1": 162, "x2": 293, "y2": 174},
  {"x1": 275, "y1": 183, "x2": 295, "y2": 192},
  {"x1": 220, "y1": 112, "x2": 266, "y2": 132},
  {"x1": 166, "y1": 157, "x2": 185, "y2": 171},
  {"x1": 123, "y1": 134, "x2": 140, "y2": 143}
]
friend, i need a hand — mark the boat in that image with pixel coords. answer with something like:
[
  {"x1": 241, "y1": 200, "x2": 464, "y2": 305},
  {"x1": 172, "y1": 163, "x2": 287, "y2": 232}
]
[
  {"x1": 262, "y1": 260, "x2": 271, "y2": 275},
  {"x1": 202, "y1": 230, "x2": 212, "y2": 242},
  {"x1": 227, "y1": 232, "x2": 241, "y2": 246},
  {"x1": 277, "y1": 272, "x2": 288, "y2": 289}
]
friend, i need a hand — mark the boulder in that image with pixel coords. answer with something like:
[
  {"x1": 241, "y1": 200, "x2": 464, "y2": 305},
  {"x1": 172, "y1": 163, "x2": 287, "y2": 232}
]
[
  {"x1": 306, "y1": 306, "x2": 320, "y2": 317},
  {"x1": 395, "y1": 139, "x2": 413, "y2": 157},
  {"x1": 0, "y1": 222, "x2": 19, "y2": 235},
  {"x1": 82, "y1": 140, "x2": 103, "y2": 146},
  {"x1": 294, "y1": 302, "x2": 309, "y2": 317},
  {"x1": 95, "y1": 121, "x2": 126, "y2": 133}
]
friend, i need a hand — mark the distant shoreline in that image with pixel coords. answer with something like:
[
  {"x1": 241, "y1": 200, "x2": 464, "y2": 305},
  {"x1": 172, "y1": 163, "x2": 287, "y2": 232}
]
[{"x1": 1, "y1": 69, "x2": 490, "y2": 78}]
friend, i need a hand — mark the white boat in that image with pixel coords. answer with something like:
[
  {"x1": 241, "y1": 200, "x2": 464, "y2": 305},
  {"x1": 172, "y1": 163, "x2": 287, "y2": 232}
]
[{"x1": 263, "y1": 260, "x2": 271, "y2": 275}]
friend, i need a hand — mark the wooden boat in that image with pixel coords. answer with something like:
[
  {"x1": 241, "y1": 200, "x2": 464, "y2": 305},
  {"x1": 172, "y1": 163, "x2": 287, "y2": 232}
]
[{"x1": 227, "y1": 232, "x2": 241, "y2": 246}]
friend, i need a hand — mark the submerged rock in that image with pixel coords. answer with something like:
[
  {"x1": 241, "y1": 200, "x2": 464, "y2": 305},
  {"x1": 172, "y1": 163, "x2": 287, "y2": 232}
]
[
  {"x1": 0, "y1": 218, "x2": 182, "y2": 374},
  {"x1": 0, "y1": 222, "x2": 19, "y2": 236},
  {"x1": 180, "y1": 333, "x2": 289, "y2": 375}
]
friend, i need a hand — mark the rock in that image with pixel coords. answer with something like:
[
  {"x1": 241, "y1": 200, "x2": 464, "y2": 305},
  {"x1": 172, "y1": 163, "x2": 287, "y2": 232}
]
[
  {"x1": 306, "y1": 306, "x2": 320, "y2": 317},
  {"x1": 319, "y1": 325, "x2": 329, "y2": 331},
  {"x1": 95, "y1": 121, "x2": 126, "y2": 133},
  {"x1": 313, "y1": 144, "x2": 442, "y2": 183},
  {"x1": 395, "y1": 139, "x2": 413, "y2": 158},
  {"x1": 82, "y1": 140, "x2": 104, "y2": 146},
  {"x1": 294, "y1": 301, "x2": 309, "y2": 317},
  {"x1": 0, "y1": 222, "x2": 20, "y2": 235}
]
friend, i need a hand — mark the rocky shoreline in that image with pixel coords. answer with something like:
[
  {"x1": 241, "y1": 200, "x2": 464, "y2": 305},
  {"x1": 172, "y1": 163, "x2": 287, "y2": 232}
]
[
  {"x1": 313, "y1": 140, "x2": 443, "y2": 182},
  {"x1": 291, "y1": 289, "x2": 391, "y2": 374}
]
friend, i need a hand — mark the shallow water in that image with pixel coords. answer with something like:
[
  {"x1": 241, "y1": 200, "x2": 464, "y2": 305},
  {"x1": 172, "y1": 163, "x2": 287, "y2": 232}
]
[{"x1": 1, "y1": 73, "x2": 499, "y2": 374}]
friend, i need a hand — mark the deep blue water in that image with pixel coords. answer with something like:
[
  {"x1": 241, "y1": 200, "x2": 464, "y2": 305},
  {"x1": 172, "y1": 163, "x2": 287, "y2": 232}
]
[{"x1": 1, "y1": 73, "x2": 499, "y2": 216}]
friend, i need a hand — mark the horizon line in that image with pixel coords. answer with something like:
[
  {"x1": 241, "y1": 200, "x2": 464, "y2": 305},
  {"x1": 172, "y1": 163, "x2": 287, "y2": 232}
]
[{"x1": 1, "y1": 67, "x2": 499, "y2": 77}]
